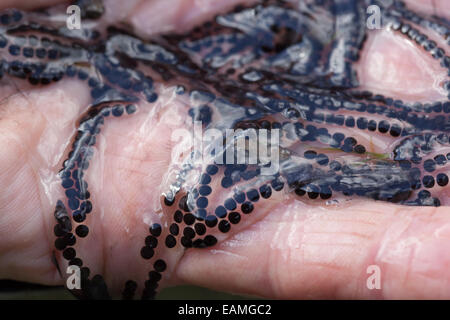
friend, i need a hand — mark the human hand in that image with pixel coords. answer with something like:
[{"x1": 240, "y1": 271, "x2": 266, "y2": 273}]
[{"x1": 0, "y1": 0, "x2": 449, "y2": 299}]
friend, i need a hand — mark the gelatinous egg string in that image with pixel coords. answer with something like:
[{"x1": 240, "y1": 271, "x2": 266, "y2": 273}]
[{"x1": 0, "y1": 0, "x2": 447, "y2": 299}]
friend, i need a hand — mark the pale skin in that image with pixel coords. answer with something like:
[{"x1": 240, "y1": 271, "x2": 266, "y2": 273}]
[{"x1": 0, "y1": 0, "x2": 449, "y2": 299}]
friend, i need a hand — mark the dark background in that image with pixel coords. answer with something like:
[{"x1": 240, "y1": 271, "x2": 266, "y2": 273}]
[{"x1": 0, "y1": 280, "x2": 249, "y2": 299}]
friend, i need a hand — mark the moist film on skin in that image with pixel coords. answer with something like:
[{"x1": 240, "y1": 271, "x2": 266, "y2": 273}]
[{"x1": 0, "y1": 0, "x2": 447, "y2": 299}]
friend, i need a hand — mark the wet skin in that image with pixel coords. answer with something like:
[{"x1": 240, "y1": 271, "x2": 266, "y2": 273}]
[{"x1": 0, "y1": 0, "x2": 449, "y2": 299}]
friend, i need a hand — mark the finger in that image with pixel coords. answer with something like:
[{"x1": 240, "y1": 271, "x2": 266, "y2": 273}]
[
  {"x1": 128, "y1": 0, "x2": 258, "y2": 36},
  {"x1": 403, "y1": 0, "x2": 450, "y2": 20},
  {"x1": 176, "y1": 202, "x2": 450, "y2": 299},
  {"x1": 0, "y1": 0, "x2": 448, "y2": 301},
  {"x1": 0, "y1": 0, "x2": 67, "y2": 11}
]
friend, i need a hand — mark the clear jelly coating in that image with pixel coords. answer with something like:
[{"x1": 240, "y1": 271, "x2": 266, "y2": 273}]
[{"x1": 0, "y1": 0, "x2": 448, "y2": 299}]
